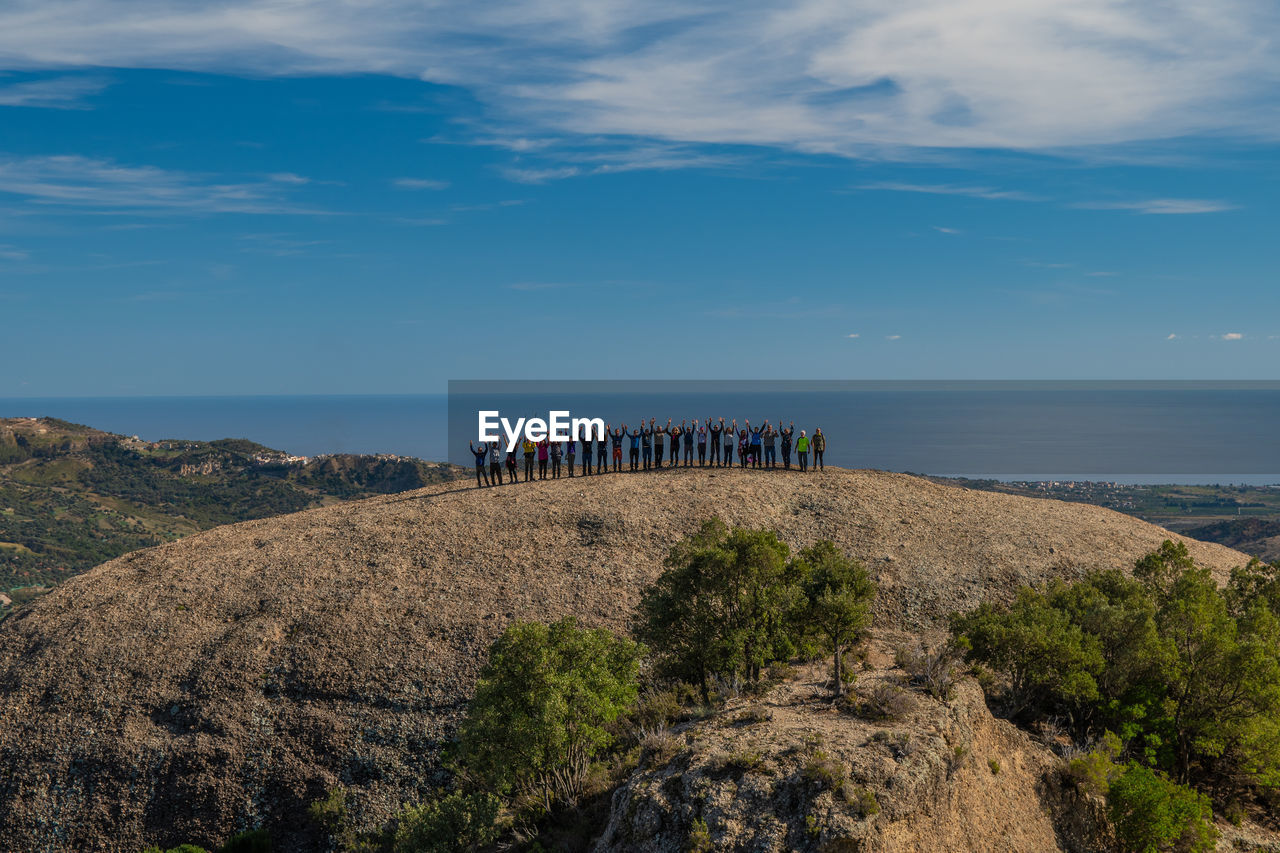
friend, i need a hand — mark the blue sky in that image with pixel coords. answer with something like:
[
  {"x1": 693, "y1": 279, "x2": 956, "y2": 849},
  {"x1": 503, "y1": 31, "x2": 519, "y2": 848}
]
[{"x1": 2, "y1": 0, "x2": 1278, "y2": 396}]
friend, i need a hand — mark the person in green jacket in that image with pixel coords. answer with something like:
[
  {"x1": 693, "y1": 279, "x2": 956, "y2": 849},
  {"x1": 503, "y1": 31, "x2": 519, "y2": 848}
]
[{"x1": 796, "y1": 430, "x2": 810, "y2": 473}]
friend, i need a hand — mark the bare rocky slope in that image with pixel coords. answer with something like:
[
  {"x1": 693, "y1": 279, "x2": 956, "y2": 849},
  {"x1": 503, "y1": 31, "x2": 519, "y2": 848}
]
[{"x1": 0, "y1": 467, "x2": 1253, "y2": 852}]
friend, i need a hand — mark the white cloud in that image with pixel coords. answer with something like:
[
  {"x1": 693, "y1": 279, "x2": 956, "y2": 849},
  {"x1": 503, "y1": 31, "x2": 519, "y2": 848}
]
[
  {"x1": 862, "y1": 182, "x2": 1039, "y2": 202},
  {"x1": 1086, "y1": 271, "x2": 1118, "y2": 277},
  {"x1": 268, "y1": 172, "x2": 310, "y2": 184},
  {"x1": 885, "y1": 334, "x2": 902, "y2": 340},
  {"x1": 932, "y1": 226, "x2": 961, "y2": 235},
  {"x1": 392, "y1": 177, "x2": 450, "y2": 190},
  {"x1": 0, "y1": 75, "x2": 108, "y2": 109},
  {"x1": 1075, "y1": 198, "x2": 1237, "y2": 215},
  {"x1": 0, "y1": 1, "x2": 1277, "y2": 157},
  {"x1": 502, "y1": 166, "x2": 582, "y2": 184},
  {"x1": 0, "y1": 244, "x2": 29, "y2": 260},
  {"x1": 0, "y1": 155, "x2": 320, "y2": 214},
  {"x1": 1222, "y1": 332, "x2": 1244, "y2": 340},
  {"x1": 1166, "y1": 333, "x2": 1178, "y2": 340},
  {"x1": 846, "y1": 333, "x2": 860, "y2": 338}
]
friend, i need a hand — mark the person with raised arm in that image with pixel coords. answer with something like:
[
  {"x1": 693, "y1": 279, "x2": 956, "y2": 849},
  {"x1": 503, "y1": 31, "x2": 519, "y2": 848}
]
[
  {"x1": 565, "y1": 437, "x2": 575, "y2": 478},
  {"x1": 738, "y1": 428, "x2": 749, "y2": 468},
  {"x1": 668, "y1": 421, "x2": 683, "y2": 468},
  {"x1": 653, "y1": 418, "x2": 669, "y2": 469},
  {"x1": 723, "y1": 419, "x2": 736, "y2": 466},
  {"x1": 748, "y1": 420, "x2": 763, "y2": 469},
  {"x1": 598, "y1": 425, "x2": 610, "y2": 472},
  {"x1": 683, "y1": 418, "x2": 696, "y2": 466},
  {"x1": 468, "y1": 440, "x2": 491, "y2": 487},
  {"x1": 641, "y1": 419, "x2": 654, "y2": 471},
  {"x1": 796, "y1": 429, "x2": 810, "y2": 472},
  {"x1": 489, "y1": 440, "x2": 504, "y2": 485},
  {"x1": 579, "y1": 431, "x2": 592, "y2": 476},
  {"x1": 709, "y1": 417, "x2": 723, "y2": 466},
  {"x1": 780, "y1": 420, "x2": 794, "y2": 470},
  {"x1": 506, "y1": 447, "x2": 518, "y2": 484},
  {"x1": 550, "y1": 439, "x2": 563, "y2": 479},
  {"x1": 696, "y1": 419, "x2": 708, "y2": 466},
  {"x1": 522, "y1": 437, "x2": 536, "y2": 482},
  {"x1": 812, "y1": 427, "x2": 826, "y2": 471},
  {"x1": 762, "y1": 420, "x2": 777, "y2": 469},
  {"x1": 537, "y1": 437, "x2": 550, "y2": 479},
  {"x1": 628, "y1": 422, "x2": 643, "y2": 472},
  {"x1": 610, "y1": 423, "x2": 625, "y2": 473}
]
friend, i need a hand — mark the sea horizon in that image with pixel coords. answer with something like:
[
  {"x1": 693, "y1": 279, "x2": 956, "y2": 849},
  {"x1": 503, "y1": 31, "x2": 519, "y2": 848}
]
[{"x1": 5, "y1": 384, "x2": 1280, "y2": 486}]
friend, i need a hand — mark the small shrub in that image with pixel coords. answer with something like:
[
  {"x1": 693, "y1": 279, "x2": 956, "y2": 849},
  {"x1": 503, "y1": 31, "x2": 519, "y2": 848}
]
[
  {"x1": 686, "y1": 817, "x2": 713, "y2": 853},
  {"x1": 894, "y1": 641, "x2": 960, "y2": 701},
  {"x1": 308, "y1": 786, "x2": 347, "y2": 832},
  {"x1": 1061, "y1": 733, "x2": 1120, "y2": 797},
  {"x1": 849, "y1": 786, "x2": 880, "y2": 818},
  {"x1": 640, "y1": 726, "x2": 680, "y2": 765},
  {"x1": 735, "y1": 705, "x2": 773, "y2": 726},
  {"x1": 802, "y1": 750, "x2": 847, "y2": 795},
  {"x1": 724, "y1": 748, "x2": 766, "y2": 775},
  {"x1": 988, "y1": 758, "x2": 1001, "y2": 775},
  {"x1": 392, "y1": 791, "x2": 501, "y2": 853},
  {"x1": 217, "y1": 830, "x2": 270, "y2": 853},
  {"x1": 856, "y1": 682, "x2": 913, "y2": 722}
]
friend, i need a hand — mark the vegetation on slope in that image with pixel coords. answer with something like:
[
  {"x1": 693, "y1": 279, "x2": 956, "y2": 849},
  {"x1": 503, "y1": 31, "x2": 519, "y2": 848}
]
[{"x1": 0, "y1": 417, "x2": 460, "y2": 590}]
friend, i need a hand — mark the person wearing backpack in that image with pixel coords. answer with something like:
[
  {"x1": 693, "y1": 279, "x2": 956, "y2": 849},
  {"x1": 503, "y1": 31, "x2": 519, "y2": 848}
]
[
  {"x1": 812, "y1": 428, "x2": 826, "y2": 471},
  {"x1": 796, "y1": 430, "x2": 810, "y2": 472},
  {"x1": 468, "y1": 440, "x2": 491, "y2": 487}
]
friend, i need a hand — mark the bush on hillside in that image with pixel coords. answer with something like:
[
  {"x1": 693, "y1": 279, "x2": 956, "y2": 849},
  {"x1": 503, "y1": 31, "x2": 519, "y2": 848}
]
[{"x1": 1108, "y1": 763, "x2": 1216, "y2": 853}]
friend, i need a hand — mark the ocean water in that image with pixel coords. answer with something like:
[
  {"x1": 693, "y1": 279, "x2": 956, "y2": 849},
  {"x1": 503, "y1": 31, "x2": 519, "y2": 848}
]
[{"x1": 6, "y1": 383, "x2": 1280, "y2": 484}]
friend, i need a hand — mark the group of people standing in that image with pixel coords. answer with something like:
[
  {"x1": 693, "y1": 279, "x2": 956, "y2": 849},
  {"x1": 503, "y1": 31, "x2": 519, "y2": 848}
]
[{"x1": 468, "y1": 417, "x2": 827, "y2": 487}]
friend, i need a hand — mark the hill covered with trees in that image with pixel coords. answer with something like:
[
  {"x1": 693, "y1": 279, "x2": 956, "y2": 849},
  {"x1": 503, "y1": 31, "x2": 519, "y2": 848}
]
[{"x1": 0, "y1": 417, "x2": 461, "y2": 589}]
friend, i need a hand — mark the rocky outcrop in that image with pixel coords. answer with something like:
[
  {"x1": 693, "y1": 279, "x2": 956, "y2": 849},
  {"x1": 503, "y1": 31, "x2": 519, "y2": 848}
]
[
  {"x1": 0, "y1": 468, "x2": 1251, "y2": 851},
  {"x1": 595, "y1": 643, "x2": 1106, "y2": 853}
]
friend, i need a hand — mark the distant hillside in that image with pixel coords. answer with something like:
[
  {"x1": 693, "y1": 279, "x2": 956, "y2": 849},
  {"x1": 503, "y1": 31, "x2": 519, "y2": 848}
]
[
  {"x1": 1182, "y1": 517, "x2": 1280, "y2": 562},
  {"x1": 0, "y1": 467, "x2": 1249, "y2": 852},
  {"x1": 0, "y1": 417, "x2": 462, "y2": 588}
]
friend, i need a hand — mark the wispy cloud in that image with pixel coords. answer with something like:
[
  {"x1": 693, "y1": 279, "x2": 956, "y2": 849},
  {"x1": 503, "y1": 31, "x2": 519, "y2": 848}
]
[
  {"x1": 0, "y1": 155, "x2": 323, "y2": 214},
  {"x1": 1074, "y1": 198, "x2": 1238, "y2": 215},
  {"x1": 501, "y1": 166, "x2": 582, "y2": 184},
  {"x1": 268, "y1": 172, "x2": 310, "y2": 184},
  {"x1": 1167, "y1": 333, "x2": 1178, "y2": 340},
  {"x1": 846, "y1": 333, "x2": 860, "y2": 338},
  {"x1": 508, "y1": 281, "x2": 575, "y2": 291},
  {"x1": 862, "y1": 182, "x2": 1039, "y2": 202},
  {"x1": 0, "y1": 244, "x2": 29, "y2": 260},
  {"x1": 1221, "y1": 332, "x2": 1244, "y2": 340},
  {"x1": 0, "y1": 75, "x2": 108, "y2": 109},
  {"x1": 885, "y1": 334, "x2": 902, "y2": 340},
  {"x1": 393, "y1": 177, "x2": 450, "y2": 190},
  {"x1": 932, "y1": 226, "x2": 961, "y2": 235},
  {"x1": 4, "y1": 1, "x2": 1272, "y2": 158}
]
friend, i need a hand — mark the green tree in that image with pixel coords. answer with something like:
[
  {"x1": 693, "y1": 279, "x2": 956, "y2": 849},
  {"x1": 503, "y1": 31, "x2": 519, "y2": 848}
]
[
  {"x1": 1107, "y1": 763, "x2": 1216, "y2": 853},
  {"x1": 952, "y1": 585, "x2": 1104, "y2": 720},
  {"x1": 454, "y1": 617, "x2": 643, "y2": 811},
  {"x1": 795, "y1": 540, "x2": 875, "y2": 697},
  {"x1": 635, "y1": 518, "x2": 801, "y2": 700}
]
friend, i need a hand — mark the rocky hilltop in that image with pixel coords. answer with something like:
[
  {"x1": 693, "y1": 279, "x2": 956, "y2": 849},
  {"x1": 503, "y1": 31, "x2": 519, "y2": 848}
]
[{"x1": 0, "y1": 468, "x2": 1251, "y2": 852}]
